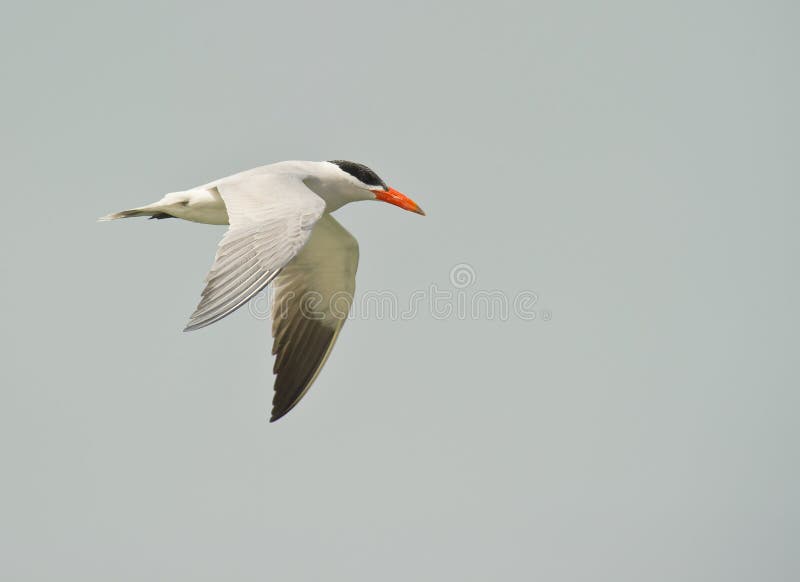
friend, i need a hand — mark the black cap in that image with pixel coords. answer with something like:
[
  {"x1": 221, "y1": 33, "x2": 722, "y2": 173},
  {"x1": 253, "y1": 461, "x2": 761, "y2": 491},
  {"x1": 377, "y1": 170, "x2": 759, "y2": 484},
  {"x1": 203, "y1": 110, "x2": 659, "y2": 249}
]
[{"x1": 329, "y1": 160, "x2": 387, "y2": 190}]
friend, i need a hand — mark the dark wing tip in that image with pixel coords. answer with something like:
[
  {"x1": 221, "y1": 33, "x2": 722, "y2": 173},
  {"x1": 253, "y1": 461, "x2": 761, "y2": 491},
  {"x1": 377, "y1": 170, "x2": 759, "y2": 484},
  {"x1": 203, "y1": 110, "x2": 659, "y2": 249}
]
[
  {"x1": 269, "y1": 404, "x2": 293, "y2": 423},
  {"x1": 269, "y1": 319, "x2": 338, "y2": 422}
]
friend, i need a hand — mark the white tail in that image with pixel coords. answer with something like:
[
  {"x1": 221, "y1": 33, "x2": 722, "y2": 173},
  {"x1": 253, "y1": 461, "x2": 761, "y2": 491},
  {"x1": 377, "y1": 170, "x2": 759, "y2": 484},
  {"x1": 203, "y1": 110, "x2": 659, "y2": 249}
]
[{"x1": 99, "y1": 189, "x2": 227, "y2": 225}]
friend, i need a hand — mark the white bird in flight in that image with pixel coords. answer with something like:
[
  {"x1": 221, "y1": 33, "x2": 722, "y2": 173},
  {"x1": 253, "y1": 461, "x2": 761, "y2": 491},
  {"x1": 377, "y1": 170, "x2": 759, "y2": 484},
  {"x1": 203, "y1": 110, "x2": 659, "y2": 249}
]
[{"x1": 101, "y1": 160, "x2": 425, "y2": 422}]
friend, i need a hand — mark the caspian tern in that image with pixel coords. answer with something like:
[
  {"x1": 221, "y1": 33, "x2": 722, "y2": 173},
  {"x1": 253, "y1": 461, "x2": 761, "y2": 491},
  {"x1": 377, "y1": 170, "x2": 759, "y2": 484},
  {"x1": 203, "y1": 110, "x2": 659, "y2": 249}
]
[{"x1": 100, "y1": 160, "x2": 424, "y2": 422}]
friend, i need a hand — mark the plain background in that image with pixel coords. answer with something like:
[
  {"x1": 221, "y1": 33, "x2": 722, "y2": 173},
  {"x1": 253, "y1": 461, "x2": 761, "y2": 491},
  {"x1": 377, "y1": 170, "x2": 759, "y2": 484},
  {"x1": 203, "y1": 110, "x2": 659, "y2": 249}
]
[{"x1": 2, "y1": 1, "x2": 798, "y2": 580}]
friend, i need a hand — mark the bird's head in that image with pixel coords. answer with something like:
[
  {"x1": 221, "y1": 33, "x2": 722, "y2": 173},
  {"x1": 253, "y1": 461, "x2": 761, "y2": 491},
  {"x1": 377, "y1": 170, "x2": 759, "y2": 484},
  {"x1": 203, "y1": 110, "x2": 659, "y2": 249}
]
[{"x1": 327, "y1": 160, "x2": 425, "y2": 215}]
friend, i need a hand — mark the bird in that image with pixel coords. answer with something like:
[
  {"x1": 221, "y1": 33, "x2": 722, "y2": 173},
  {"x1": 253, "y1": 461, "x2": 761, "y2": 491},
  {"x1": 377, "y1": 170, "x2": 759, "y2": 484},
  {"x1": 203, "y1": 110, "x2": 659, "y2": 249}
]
[{"x1": 100, "y1": 160, "x2": 425, "y2": 422}]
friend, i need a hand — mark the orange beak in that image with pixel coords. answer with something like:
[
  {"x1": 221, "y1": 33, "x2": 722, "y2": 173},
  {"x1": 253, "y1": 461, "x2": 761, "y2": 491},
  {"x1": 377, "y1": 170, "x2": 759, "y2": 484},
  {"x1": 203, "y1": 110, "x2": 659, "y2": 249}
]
[{"x1": 372, "y1": 187, "x2": 426, "y2": 216}]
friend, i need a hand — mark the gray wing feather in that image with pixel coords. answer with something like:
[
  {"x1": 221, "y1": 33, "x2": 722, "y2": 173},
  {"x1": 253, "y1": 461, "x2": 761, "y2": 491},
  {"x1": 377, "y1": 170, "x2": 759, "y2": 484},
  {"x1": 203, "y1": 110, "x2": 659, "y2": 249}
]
[{"x1": 184, "y1": 177, "x2": 326, "y2": 332}]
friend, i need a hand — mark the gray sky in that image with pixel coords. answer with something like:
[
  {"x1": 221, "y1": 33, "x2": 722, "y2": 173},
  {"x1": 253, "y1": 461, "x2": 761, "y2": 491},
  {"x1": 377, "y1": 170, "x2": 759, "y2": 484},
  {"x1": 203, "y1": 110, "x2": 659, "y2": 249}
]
[{"x1": 2, "y1": 1, "x2": 798, "y2": 580}]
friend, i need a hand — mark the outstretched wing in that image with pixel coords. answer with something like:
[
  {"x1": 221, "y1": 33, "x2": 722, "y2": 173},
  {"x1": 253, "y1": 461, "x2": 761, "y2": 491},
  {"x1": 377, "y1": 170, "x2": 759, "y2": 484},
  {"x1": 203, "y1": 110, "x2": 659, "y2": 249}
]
[
  {"x1": 269, "y1": 215, "x2": 359, "y2": 422},
  {"x1": 184, "y1": 174, "x2": 326, "y2": 332}
]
